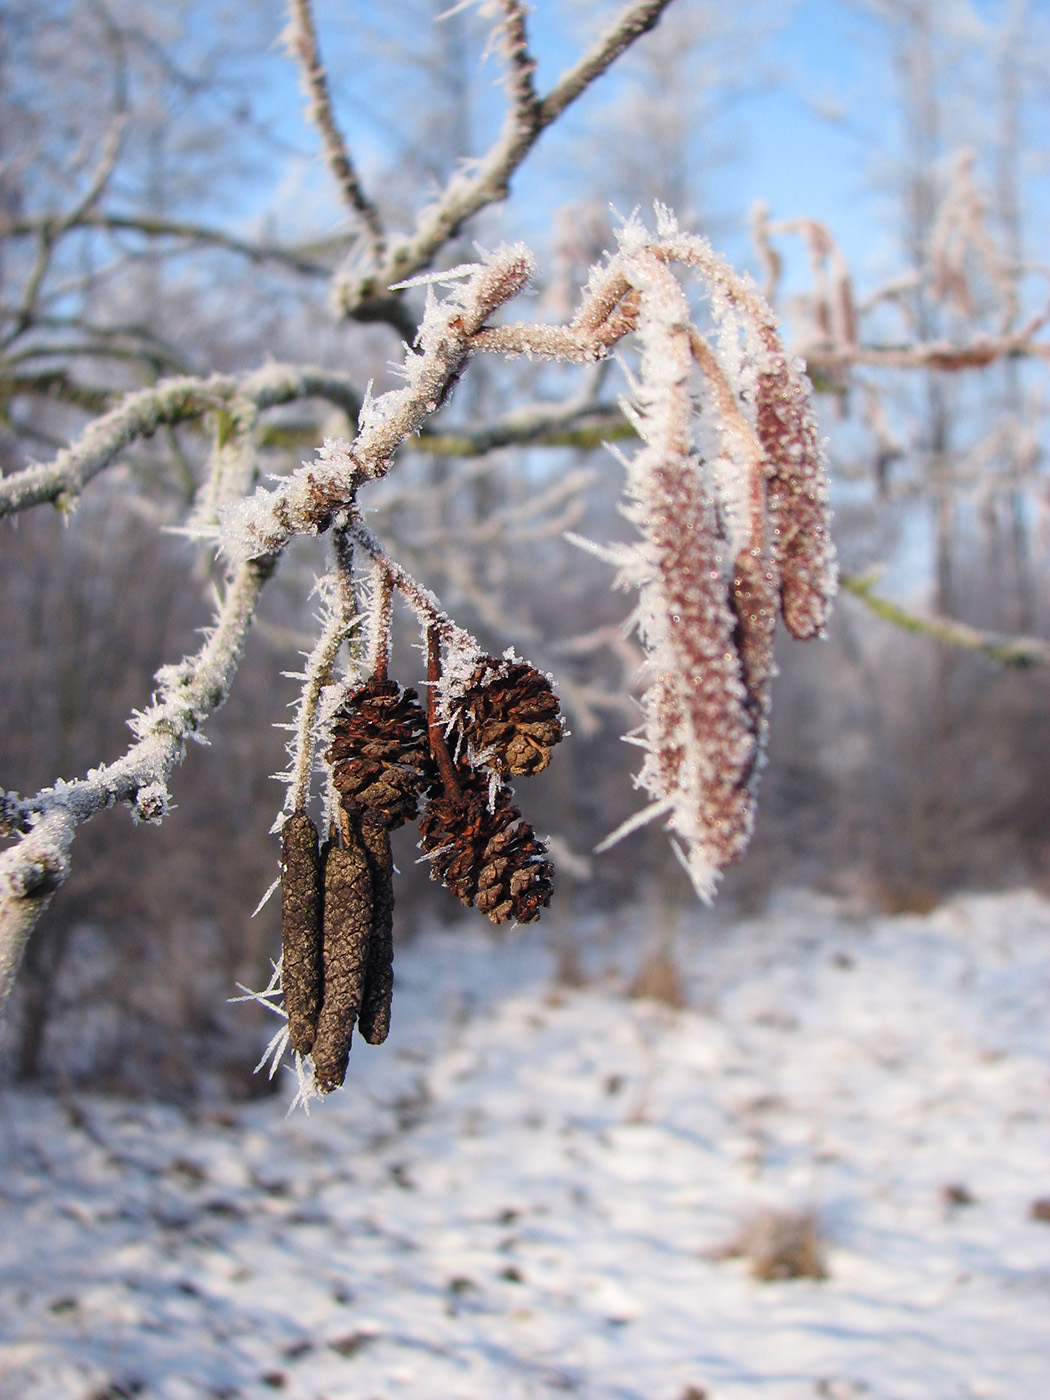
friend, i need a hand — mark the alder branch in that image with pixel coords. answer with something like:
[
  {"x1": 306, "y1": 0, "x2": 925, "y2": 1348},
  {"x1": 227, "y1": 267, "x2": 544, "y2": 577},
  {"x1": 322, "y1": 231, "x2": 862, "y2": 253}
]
[
  {"x1": 497, "y1": 0, "x2": 541, "y2": 127},
  {"x1": 0, "y1": 212, "x2": 335, "y2": 280},
  {"x1": 3, "y1": 117, "x2": 127, "y2": 349},
  {"x1": 412, "y1": 401, "x2": 630, "y2": 457},
  {"x1": 0, "y1": 225, "x2": 835, "y2": 1022},
  {"x1": 333, "y1": 0, "x2": 673, "y2": 318},
  {"x1": 0, "y1": 366, "x2": 363, "y2": 518},
  {"x1": 0, "y1": 552, "x2": 274, "y2": 1007},
  {"x1": 285, "y1": 0, "x2": 385, "y2": 258},
  {"x1": 842, "y1": 573, "x2": 1050, "y2": 669},
  {"x1": 805, "y1": 328, "x2": 1050, "y2": 373},
  {"x1": 0, "y1": 249, "x2": 540, "y2": 999}
]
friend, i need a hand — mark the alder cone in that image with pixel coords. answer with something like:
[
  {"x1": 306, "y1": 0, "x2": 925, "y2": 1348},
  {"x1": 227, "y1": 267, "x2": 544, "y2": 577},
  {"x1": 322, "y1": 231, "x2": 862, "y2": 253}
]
[
  {"x1": 327, "y1": 678, "x2": 432, "y2": 828},
  {"x1": 419, "y1": 771, "x2": 553, "y2": 925},
  {"x1": 453, "y1": 658, "x2": 562, "y2": 777}
]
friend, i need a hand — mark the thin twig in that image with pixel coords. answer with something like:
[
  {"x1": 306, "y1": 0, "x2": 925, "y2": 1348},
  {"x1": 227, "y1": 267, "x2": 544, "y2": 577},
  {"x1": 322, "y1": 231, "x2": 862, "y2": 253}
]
[
  {"x1": 842, "y1": 573, "x2": 1050, "y2": 668},
  {"x1": 0, "y1": 366, "x2": 363, "y2": 518},
  {"x1": 286, "y1": 0, "x2": 385, "y2": 256},
  {"x1": 0, "y1": 211, "x2": 335, "y2": 279},
  {"x1": 497, "y1": 0, "x2": 541, "y2": 127},
  {"x1": 0, "y1": 553, "x2": 274, "y2": 1003},
  {"x1": 333, "y1": 0, "x2": 673, "y2": 316}
]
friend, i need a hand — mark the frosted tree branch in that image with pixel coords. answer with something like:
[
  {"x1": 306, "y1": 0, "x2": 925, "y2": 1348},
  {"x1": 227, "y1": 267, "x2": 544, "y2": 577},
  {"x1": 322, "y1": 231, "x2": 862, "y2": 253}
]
[
  {"x1": 284, "y1": 0, "x2": 385, "y2": 258},
  {"x1": 333, "y1": 0, "x2": 674, "y2": 318},
  {"x1": 0, "y1": 553, "x2": 274, "y2": 1005},
  {"x1": 843, "y1": 574, "x2": 1050, "y2": 669},
  {"x1": 0, "y1": 366, "x2": 363, "y2": 519},
  {"x1": 0, "y1": 212, "x2": 335, "y2": 280}
]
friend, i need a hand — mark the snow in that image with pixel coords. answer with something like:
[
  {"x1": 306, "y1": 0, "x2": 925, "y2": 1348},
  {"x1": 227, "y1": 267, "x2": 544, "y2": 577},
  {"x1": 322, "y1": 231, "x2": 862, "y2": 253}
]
[{"x1": 1, "y1": 888, "x2": 1048, "y2": 1400}]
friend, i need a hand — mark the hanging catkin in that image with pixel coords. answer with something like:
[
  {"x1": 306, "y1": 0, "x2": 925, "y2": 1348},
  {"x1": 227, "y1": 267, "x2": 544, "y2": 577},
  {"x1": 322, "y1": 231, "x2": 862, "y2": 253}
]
[
  {"x1": 356, "y1": 813, "x2": 395, "y2": 1045},
  {"x1": 280, "y1": 812, "x2": 324, "y2": 1054},
  {"x1": 311, "y1": 834, "x2": 373, "y2": 1092}
]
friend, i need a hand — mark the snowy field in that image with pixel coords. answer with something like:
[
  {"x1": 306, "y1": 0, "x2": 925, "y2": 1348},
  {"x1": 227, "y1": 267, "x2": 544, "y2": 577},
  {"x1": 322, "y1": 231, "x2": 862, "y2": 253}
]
[{"x1": 1, "y1": 888, "x2": 1048, "y2": 1400}]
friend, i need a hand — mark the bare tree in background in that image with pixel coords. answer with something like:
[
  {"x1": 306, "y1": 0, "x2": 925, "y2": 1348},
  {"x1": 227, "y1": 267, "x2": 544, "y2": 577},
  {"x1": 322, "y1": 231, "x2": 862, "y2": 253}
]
[{"x1": 748, "y1": 0, "x2": 1050, "y2": 909}]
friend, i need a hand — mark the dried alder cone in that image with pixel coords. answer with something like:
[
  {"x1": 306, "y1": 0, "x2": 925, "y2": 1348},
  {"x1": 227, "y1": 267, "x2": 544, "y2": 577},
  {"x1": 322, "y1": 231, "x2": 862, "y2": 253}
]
[
  {"x1": 275, "y1": 658, "x2": 557, "y2": 1091},
  {"x1": 326, "y1": 678, "x2": 432, "y2": 827},
  {"x1": 419, "y1": 767, "x2": 554, "y2": 926},
  {"x1": 448, "y1": 657, "x2": 563, "y2": 777}
]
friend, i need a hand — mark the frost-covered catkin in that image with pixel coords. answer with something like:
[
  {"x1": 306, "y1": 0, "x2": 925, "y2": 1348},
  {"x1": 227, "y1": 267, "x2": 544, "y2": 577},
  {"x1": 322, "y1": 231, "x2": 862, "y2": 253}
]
[
  {"x1": 311, "y1": 835, "x2": 372, "y2": 1092},
  {"x1": 280, "y1": 812, "x2": 324, "y2": 1054},
  {"x1": 635, "y1": 465, "x2": 758, "y2": 885},
  {"x1": 729, "y1": 548, "x2": 778, "y2": 747},
  {"x1": 613, "y1": 248, "x2": 760, "y2": 899},
  {"x1": 755, "y1": 328, "x2": 836, "y2": 639}
]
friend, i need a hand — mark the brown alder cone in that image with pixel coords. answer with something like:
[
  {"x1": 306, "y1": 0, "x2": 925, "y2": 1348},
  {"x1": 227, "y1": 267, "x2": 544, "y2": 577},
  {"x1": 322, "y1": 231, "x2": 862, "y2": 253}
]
[
  {"x1": 450, "y1": 658, "x2": 563, "y2": 777},
  {"x1": 311, "y1": 837, "x2": 373, "y2": 1092},
  {"x1": 356, "y1": 813, "x2": 394, "y2": 1046},
  {"x1": 419, "y1": 769, "x2": 553, "y2": 925},
  {"x1": 326, "y1": 678, "x2": 433, "y2": 828},
  {"x1": 280, "y1": 812, "x2": 324, "y2": 1054}
]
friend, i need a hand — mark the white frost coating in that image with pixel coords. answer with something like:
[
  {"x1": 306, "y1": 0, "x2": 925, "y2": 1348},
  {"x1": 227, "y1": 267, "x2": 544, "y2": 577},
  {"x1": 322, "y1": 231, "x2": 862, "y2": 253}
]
[
  {"x1": 603, "y1": 247, "x2": 757, "y2": 901},
  {"x1": 433, "y1": 630, "x2": 487, "y2": 730},
  {"x1": 130, "y1": 780, "x2": 171, "y2": 825},
  {"x1": 388, "y1": 260, "x2": 485, "y2": 291},
  {"x1": 276, "y1": 568, "x2": 363, "y2": 821},
  {"x1": 219, "y1": 245, "x2": 535, "y2": 568}
]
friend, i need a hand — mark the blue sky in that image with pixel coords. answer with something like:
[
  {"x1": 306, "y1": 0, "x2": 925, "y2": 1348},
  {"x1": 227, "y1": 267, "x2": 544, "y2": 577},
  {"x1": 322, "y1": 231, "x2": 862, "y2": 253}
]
[{"x1": 243, "y1": 3, "x2": 912, "y2": 285}]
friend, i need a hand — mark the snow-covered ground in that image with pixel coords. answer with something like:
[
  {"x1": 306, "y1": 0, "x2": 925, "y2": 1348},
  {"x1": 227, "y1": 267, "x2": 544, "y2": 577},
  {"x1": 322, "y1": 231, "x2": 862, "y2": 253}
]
[{"x1": 1, "y1": 889, "x2": 1048, "y2": 1400}]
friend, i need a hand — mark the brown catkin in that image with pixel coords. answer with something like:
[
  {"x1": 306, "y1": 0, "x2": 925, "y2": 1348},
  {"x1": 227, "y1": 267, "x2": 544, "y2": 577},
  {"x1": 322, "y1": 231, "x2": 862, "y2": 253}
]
[
  {"x1": 754, "y1": 330, "x2": 835, "y2": 640},
  {"x1": 356, "y1": 815, "x2": 395, "y2": 1046},
  {"x1": 729, "y1": 547, "x2": 777, "y2": 760},
  {"x1": 280, "y1": 812, "x2": 324, "y2": 1055},
  {"x1": 311, "y1": 836, "x2": 373, "y2": 1092}
]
